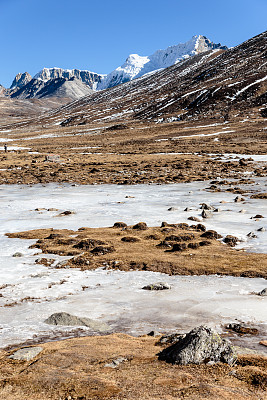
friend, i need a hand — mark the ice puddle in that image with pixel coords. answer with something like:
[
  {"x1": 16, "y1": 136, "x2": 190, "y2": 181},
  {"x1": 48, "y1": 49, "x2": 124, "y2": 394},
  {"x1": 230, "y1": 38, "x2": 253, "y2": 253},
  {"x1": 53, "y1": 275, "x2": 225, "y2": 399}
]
[{"x1": 0, "y1": 180, "x2": 266, "y2": 349}]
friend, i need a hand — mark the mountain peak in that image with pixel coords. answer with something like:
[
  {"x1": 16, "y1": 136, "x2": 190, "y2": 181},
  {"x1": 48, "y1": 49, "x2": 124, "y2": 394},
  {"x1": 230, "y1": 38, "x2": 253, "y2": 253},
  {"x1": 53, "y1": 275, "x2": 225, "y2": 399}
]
[
  {"x1": 10, "y1": 72, "x2": 32, "y2": 89},
  {"x1": 98, "y1": 35, "x2": 227, "y2": 90}
]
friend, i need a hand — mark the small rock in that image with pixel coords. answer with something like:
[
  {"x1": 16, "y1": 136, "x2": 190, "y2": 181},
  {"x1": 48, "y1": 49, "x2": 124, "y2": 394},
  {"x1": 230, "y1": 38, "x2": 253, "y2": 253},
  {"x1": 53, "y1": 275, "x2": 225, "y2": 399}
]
[
  {"x1": 234, "y1": 196, "x2": 245, "y2": 202},
  {"x1": 168, "y1": 207, "x2": 177, "y2": 211},
  {"x1": 59, "y1": 210, "x2": 75, "y2": 216},
  {"x1": 44, "y1": 312, "x2": 110, "y2": 332},
  {"x1": 200, "y1": 203, "x2": 215, "y2": 211},
  {"x1": 188, "y1": 216, "x2": 201, "y2": 222},
  {"x1": 9, "y1": 346, "x2": 43, "y2": 361},
  {"x1": 12, "y1": 252, "x2": 23, "y2": 258},
  {"x1": 201, "y1": 210, "x2": 212, "y2": 219},
  {"x1": 251, "y1": 214, "x2": 264, "y2": 219},
  {"x1": 142, "y1": 282, "x2": 171, "y2": 291},
  {"x1": 104, "y1": 357, "x2": 127, "y2": 368},
  {"x1": 247, "y1": 232, "x2": 257, "y2": 238},
  {"x1": 239, "y1": 209, "x2": 246, "y2": 214},
  {"x1": 259, "y1": 340, "x2": 267, "y2": 347},
  {"x1": 258, "y1": 288, "x2": 267, "y2": 296},
  {"x1": 257, "y1": 227, "x2": 266, "y2": 232}
]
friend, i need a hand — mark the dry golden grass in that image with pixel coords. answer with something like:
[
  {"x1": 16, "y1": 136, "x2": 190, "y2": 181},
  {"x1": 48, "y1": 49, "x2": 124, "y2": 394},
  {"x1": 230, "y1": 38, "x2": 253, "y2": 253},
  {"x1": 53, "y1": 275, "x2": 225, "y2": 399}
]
[
  {"x1": 7, "y1": 224, "x2": 267, "y2": 278},
  {"x1": 0, "y1": 334, "x2": 266, "y2": 400}
]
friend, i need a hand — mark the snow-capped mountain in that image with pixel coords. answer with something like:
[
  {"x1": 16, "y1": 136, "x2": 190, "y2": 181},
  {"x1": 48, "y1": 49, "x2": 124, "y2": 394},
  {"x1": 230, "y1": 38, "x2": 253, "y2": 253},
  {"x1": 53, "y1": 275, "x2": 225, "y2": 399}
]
[
  {"x1": 98, "y1": 35, "x2": 227, "y2": 90},
  {"x1": 34, "y1": 68, "x2": 105, "y2": 90}
]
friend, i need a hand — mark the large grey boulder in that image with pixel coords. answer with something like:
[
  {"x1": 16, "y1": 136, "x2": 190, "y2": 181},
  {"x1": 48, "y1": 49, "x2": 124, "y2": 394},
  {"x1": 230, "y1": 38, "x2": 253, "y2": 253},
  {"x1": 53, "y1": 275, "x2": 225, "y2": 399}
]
[
  {"x1": 44, "y1": 312, "x2": 110, "y2": 332},
  {"x1": 158, "y1": 326, "x2": 236, "y2": 365},
  {"x1": 9, "y1": 346, "x2": 43, "y2": 361}
]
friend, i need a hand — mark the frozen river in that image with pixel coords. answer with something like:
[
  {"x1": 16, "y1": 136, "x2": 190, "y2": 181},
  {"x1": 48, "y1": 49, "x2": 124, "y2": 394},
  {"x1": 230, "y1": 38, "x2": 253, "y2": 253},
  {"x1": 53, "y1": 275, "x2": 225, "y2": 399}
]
[{"x1": 0, "y1": 181, "x2": 266, "y2": 349}]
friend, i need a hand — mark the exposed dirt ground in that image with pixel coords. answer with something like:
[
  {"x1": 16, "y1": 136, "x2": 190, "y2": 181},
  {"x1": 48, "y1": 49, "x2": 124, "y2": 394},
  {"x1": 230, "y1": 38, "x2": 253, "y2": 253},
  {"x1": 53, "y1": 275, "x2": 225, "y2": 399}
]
[{"x1": 0, "y1": 334, "x2": 266, "y2": 400}]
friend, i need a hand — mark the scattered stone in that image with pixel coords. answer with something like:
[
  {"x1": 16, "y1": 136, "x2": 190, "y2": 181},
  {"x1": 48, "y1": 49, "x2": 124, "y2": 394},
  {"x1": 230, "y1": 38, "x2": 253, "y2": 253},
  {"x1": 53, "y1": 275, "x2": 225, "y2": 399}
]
[
  {"x1": 168, "y1": 207, "x2": 177, "y2": 211},
  {"x1": 12, "y1": 252, "x2": 23, "y2": 257},
  {"x1": 113, "y1": 222, "x2": 127, "y2": 228},
  {"x1": 104, "y1": 357, "x2": 127, "y2": 368},
  {"x1": 9, "y1": 346, "x2": 43, "y2": 361},
  {"x1": 251, "y1": 214, "x2": 264, "y2": 219},
  {"x1": 188, "y1": 216, "x2": 201, "y2": 222},
  {"x1": 35, "y1": 207, "x2": 46, "y2": 211},
  {"x1": 225, "y1": 323, "x2": 259, "y2": 335},
  {"x1": 223, "y1": 235, "x2": 239, "y2": 247},
  {"x1": 247, "y1": 232, "x2": 257, "y2": 238},
  {"x1": 147, "y1": 331, "x2": 160, "y2": 337},
  {"x1": 47, "y1": 208, "x2": 59, "y2": 211},
  {"x1": 158, "y1": 326, "x2": 236, "y2": 365},
  {"x1": 59, "y1": 210, "x2": 75, "y2": 216},
  {"x1": 259, "y1": 340, "x2": 267, "y2": 347},
  {"x1": 239, "y1": 209, "x2": 246, "y2": 214},
  {"x1": 142, "y1": 282, "x2": 171, "y2": 291},
  {"x1": 121, "y1": 236, "x2": 140, "y2": 243},
  {"x1": 258, "y1": 288, "x2": 267, "y2": 296},
  {"x1": 133, "y1": 222, "x2": 147, "y2": 230},
  {"x1": 201, "y1": 210, "x2": 212, "y2": 219},
  {"x1": 257, "y1": 227, "x2": 266, "y2": 232},
  {"x1": 201, "y1": 230, "x2": 222, "y2": 239},
  {"x1": 234, "y1": 196, "x2": 245, "y2": 202},
  {"x1": 200, "y1": 203, "x2": 215, "y2": 211},
  {"x1": 44, "y1": 312, "x2": 109, "y2": 332}
]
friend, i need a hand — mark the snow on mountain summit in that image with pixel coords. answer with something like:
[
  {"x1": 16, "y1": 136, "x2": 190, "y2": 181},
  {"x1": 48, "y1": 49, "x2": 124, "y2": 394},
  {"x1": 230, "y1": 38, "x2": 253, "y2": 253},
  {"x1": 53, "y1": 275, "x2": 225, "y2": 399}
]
[{"x1": 98, "y1": 35, "x2": 227, "y2": 90}]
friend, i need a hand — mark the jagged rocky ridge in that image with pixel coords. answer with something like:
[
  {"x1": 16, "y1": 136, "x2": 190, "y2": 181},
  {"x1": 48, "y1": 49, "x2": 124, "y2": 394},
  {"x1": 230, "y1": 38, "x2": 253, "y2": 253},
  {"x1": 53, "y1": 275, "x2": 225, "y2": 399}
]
[
  {"x1": 34, "y1": 30, "x2": 266, "y2": 127},
  {"x1": 10, "y1": 77, "x2": 93, "y2": 100}
]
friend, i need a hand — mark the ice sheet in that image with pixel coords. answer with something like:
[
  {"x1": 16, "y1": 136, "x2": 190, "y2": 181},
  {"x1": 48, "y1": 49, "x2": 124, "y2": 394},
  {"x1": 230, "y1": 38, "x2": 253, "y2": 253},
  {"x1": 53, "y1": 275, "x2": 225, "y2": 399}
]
[{"x1": 0, "y1": 181, "x2": 266, "y2": 348}]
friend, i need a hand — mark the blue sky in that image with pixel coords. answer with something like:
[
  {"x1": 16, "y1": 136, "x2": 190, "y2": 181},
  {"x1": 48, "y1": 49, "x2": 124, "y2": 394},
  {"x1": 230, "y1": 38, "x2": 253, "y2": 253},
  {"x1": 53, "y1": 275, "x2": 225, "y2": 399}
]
[{"x1": 0, "y1": 0, "x2": 266, "y2": 87}]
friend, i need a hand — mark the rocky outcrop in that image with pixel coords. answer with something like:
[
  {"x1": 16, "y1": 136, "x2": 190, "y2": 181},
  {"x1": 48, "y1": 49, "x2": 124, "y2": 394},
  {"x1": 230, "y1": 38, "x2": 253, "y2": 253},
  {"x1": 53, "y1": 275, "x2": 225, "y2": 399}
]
[
  {"x1": 44, "y1": 312, "x2": 110, "y2": 332},
  {"x1": 10, "y1": 72, "x2": 32, "y2": 89},
  {"x1": 158, "y1": 326, "x2": 236, "y2": 365}
]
